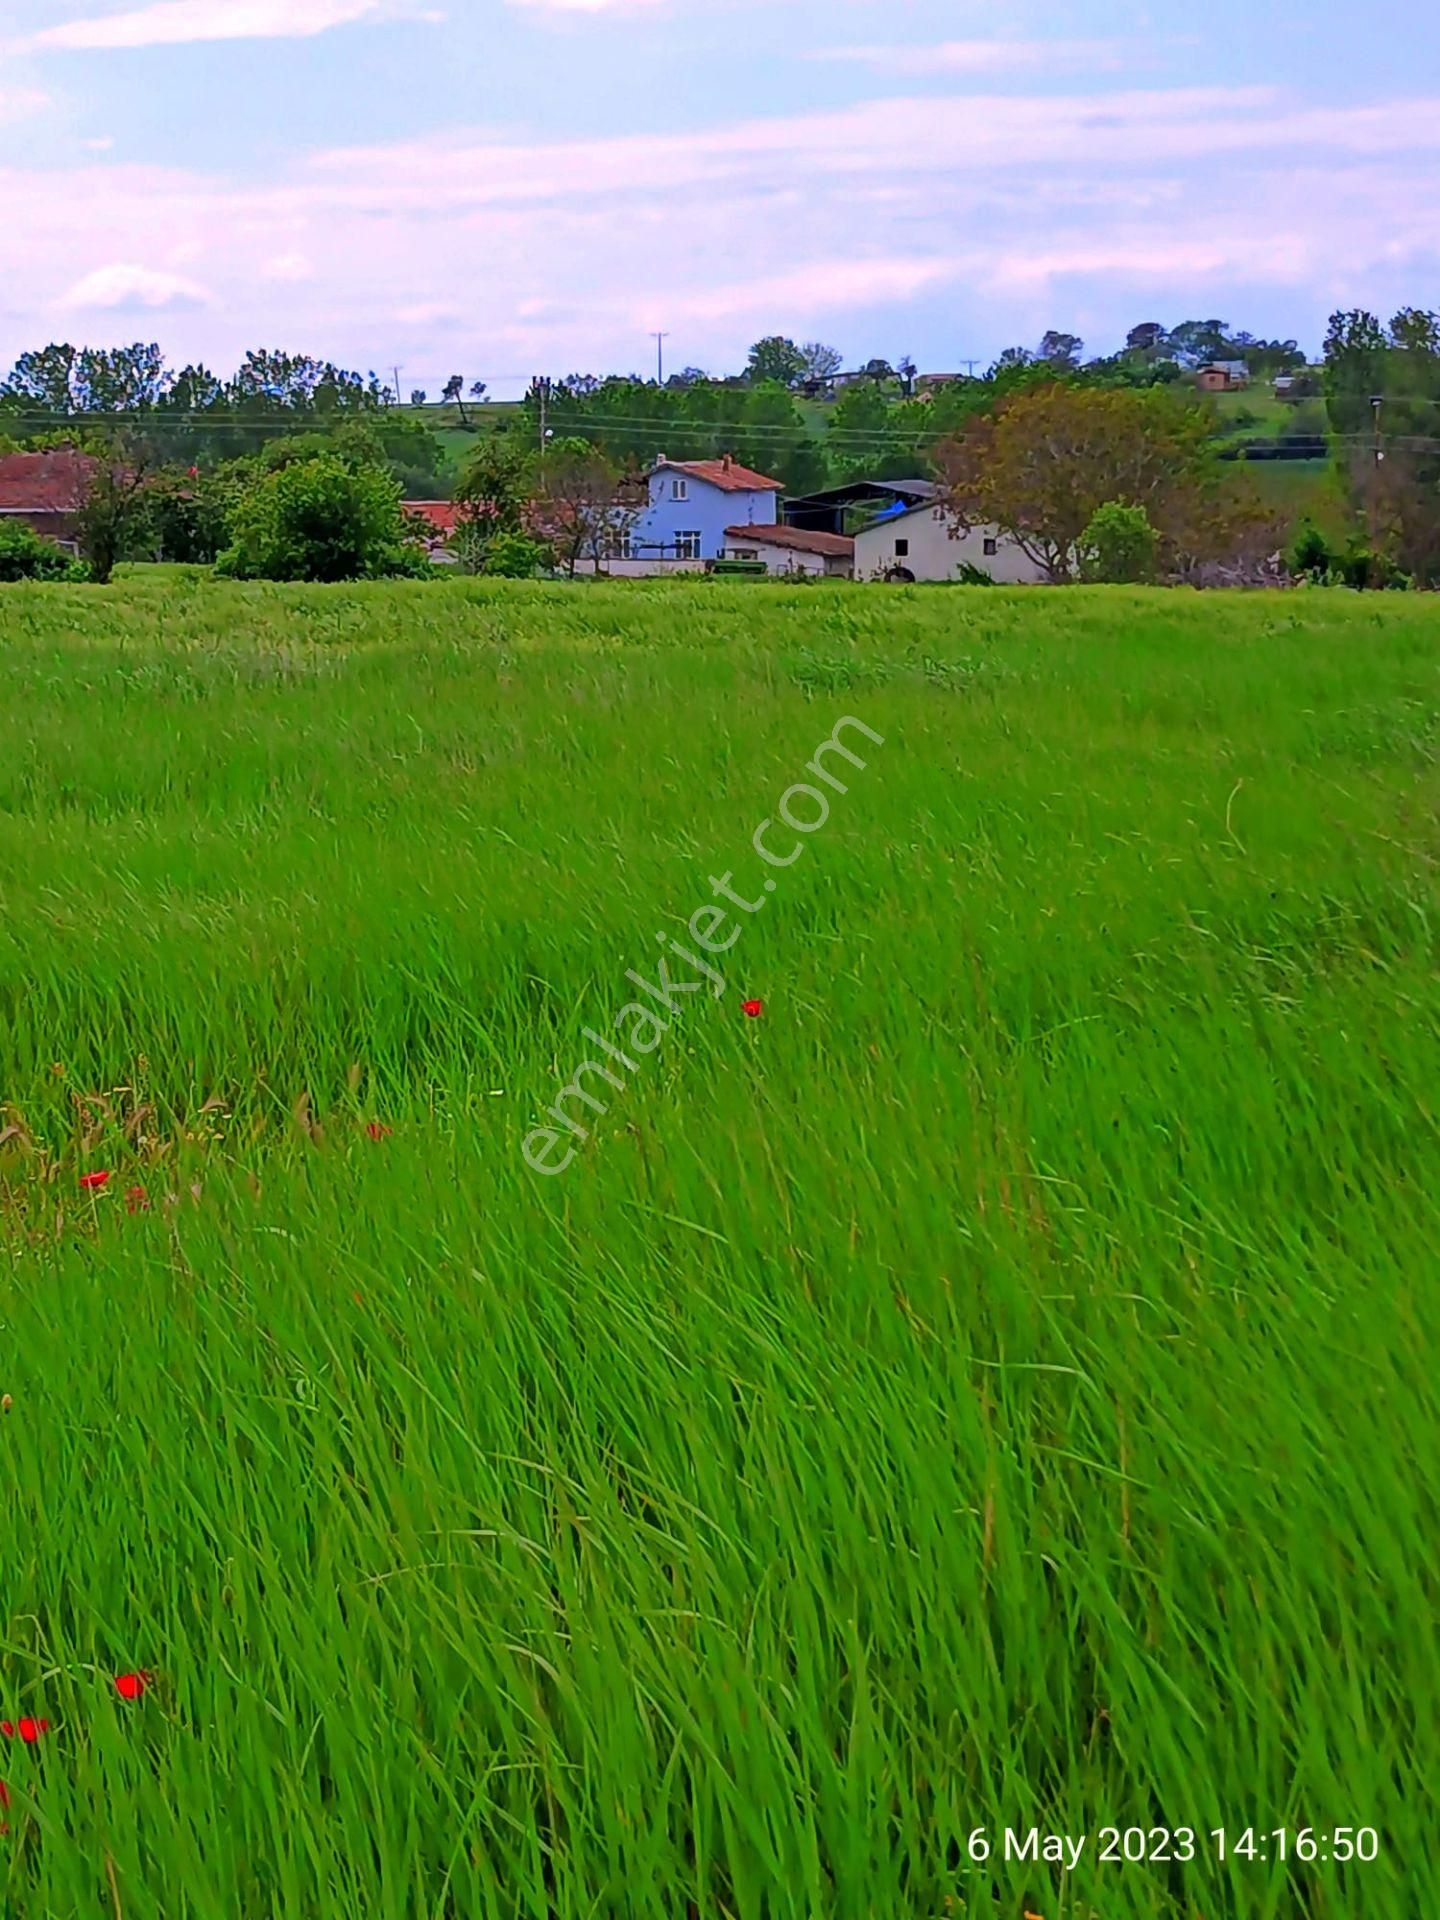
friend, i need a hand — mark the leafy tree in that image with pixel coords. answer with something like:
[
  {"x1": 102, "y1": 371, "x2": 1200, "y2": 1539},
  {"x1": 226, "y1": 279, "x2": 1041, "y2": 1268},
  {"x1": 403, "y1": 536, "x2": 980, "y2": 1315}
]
[
  {"x1": 215, "y1": 454, "x2": 425, "y2": 581},
  {"x1": 452, "y1": 431, "x2": 538, "y2": 569},
  {"x1": 1324, "y1": 305, "x2": 1440, "y2": 583},
  {"x1": 746, "y1": 336, "x2": 807, "y2": 387},
  {"x1": 1126, "y1": 322, "x2": 1170, "y2": 356},
  {"x1": 482, "y1": 531, "x2": 549, "y2": 577},
  {"x1": 826, "y1": 380, "x2": 915, "y2": 484},
  {"x1": 141, "y1": 471, "x2": 229, "y2": 563},
  {"x1": 937, "y1": 382, "x2": 1255, "y2": 581},
  {"x1": 410, "y1": 390, "x2": 428, "y2": 407},
  {"x1": 1039, "y1": 331, "x2": 1084, "y2": 369},
  {"x1": 799, "y1": 341, "x2": 842, "y2": 384},
  {"x1": 71, "y1": 434, "x2": 156, "y2": 584},
  {"x1": 469, "y1": 380, "x2": 488, "y2": 402},
  {"x1": 0, "y1": 520, "x2": 90, "y2": 582},
  {"x1": 3, "y1": 343, "x2": 82, "y2": 412},
  {"x1": 735, "y1": 381, "x2": 824, "y2": 492},
  {"x1": 1078, "y1": 500, "x2": 1159, "y2": 582},
  {"x1": 990, "y1": 347, "x2": 1035, "y2": 375},
  {"x1": 529, "y1": 437, "x2": 635, "y2": 577},
  {"x1": 1167, "y1": 319, "x2": 1234, "y2": 368}
]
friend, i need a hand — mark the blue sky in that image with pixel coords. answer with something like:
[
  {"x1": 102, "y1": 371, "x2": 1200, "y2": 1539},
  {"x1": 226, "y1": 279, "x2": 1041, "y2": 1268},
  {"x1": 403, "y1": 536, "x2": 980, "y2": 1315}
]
[{"x1": 1, "y1": 0, "x2": 1437, "y2": 395}]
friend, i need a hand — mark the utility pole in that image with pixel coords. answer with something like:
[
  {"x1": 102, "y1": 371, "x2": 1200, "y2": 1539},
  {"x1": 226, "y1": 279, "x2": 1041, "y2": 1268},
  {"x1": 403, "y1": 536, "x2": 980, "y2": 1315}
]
[
  {"x1": 537, "y1": 375, "x2": 551, "y2": 455},
  {"x1": 392, "y1": 366, "x2": 403, "y2": 408},
  {"x1": 1370, "y1": 393, "x2": 1385, "y2": 465},
  {"x1": 651, "y1": 332, "x2": 669, "y2": 385}
]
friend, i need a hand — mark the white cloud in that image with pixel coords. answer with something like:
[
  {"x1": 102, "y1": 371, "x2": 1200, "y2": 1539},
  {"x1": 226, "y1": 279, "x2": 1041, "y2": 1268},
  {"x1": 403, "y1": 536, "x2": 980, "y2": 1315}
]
[
  {"x1": 260, "y1": 252, "x2": 314, "y2": 282},
  {"x1": 82, "y1": 134, "x2": 116, "y2": 150},
  {"x1": 816, "y1": 39, "x2": 1130, "y2": 76},
  {"x1": 61, "y1": 263, "x2": 216, "y2": 309},
  {"x1": 22, "y1": 0, "x2": 420, "y2": 52},
  {"x1": 2, "y1": 85, "x2": 1437, "y2": 385}
]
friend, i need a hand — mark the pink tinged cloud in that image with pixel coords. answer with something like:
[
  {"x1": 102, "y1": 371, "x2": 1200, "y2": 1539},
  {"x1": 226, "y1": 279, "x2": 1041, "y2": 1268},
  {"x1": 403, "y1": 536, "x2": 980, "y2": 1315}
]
[
  {"x1": 26, "y1": 0, "x2": 405, "y2": 51},
  {"x1": 61, "y1": 263, "x2": 216, "y2": 309}
]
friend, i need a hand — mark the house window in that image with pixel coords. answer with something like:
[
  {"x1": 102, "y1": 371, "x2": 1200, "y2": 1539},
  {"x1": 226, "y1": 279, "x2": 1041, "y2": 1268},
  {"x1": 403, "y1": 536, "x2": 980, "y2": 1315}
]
[
  {"x1": 611, "y1": 529, "x2": 633, "y2": 560},
  {"x1": 675, "y1": 530, "x2": 702, "y2": 560},
  {"x1": 894, "y1": 538, "x2": 909, "y2": 558},
  {"x1": 670, "y1": 478, "x2": 688, "y2": 501},
  {"x1": 983, "y1": 537, "x2": 998, "y2": 556}
]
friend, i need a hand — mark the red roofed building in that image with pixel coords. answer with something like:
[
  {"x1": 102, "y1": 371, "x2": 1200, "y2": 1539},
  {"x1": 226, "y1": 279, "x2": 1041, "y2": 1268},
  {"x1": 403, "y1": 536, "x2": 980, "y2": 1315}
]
[
  {"x1": 722, "y1": 522, "x2": 854, "y2": 578},
  {"x1": 402, "y1": 499, "x2": 469, "y2": 562},
  {"x1": 0, "y1": 450, "x2": 95, "y2": 554},
  {"x1": 651, "y1": 455, "x2": 782, "y2": 495},
  {"x1": 624, "y1": 451, "x2": 782, "y2": 566}
]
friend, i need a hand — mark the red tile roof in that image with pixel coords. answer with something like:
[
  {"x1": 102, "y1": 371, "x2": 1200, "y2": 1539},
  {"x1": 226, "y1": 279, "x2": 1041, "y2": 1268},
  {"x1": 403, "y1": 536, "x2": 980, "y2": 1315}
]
[
  {"x1": 0, "y1": 450, "x2": 94, "y2": 515},
  {"x1": 724, "y1": 522, "x2": 854, "y2": 557},
  {"x1": 403, "y1": 500, "x2": 465, "y2": 534},
  {"x1": 654, "y1": 456, "x2": 781, "y2": 494}
]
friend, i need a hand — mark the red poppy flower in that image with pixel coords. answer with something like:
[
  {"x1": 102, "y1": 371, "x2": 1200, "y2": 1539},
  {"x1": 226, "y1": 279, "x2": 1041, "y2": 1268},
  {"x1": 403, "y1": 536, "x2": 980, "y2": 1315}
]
[
  {"x1": 80, "y1": 1170, "x2": 112, "y2": 1191},
  {"x1": 11, "y1": 1720, "x2": 48, "y2": 1744},
  {"x1": 366, "y1": 1123, "x2": 392, "y2": 1142},
  {"x1": 126, "y1": 1185, "x2": 150, "y2": 1214},
  {"x1": 114, "y1": 1671, "x2": 152, "y2": 1701},
  {"x1": 742, "y1": 999, "x2": 763, "y2": 1018}
]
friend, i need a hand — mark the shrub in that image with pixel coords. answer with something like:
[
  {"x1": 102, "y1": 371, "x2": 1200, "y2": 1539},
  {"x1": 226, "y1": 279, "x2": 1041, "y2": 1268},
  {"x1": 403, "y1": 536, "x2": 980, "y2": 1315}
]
[
  {"x1": 1287, "y1": 522, "x2": 1410, "y2": 591},
  {"x1": 1288, "y1": 520, "x2": 1332, "y2": 580},
  {"x1": 215, "y1": 455, "x2": 426, "y2": 583},
  {"x1": 142, "y1": 474, "x2": 230, "y2": 564},
  {"x1": 0, "y1": 521, "x2": 90, "y2": 583},
  {"x1": 481, "y1": 531, "x2": 549, "y2": 578},
  {"x1": 1078, "y1": 501, "x2": 1159, "y2": 583}
]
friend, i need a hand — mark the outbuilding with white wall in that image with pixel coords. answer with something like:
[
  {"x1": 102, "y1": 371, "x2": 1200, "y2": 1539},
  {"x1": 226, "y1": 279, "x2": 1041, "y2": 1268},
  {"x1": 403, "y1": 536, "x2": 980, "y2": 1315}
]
[{"x1": 852, "y1": 501, "x2": 1047, "y2": 584}]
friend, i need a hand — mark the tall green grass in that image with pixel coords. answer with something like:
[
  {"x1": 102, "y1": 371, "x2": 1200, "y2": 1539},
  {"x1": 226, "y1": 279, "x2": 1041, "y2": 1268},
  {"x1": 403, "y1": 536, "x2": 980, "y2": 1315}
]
[{"x1": 0, "y1": 575, "x2": 1435, "y2": 1918}]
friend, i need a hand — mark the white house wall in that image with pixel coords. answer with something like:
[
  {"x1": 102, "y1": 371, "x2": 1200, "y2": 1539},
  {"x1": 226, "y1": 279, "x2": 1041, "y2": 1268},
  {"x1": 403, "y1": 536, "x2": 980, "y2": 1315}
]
[{"x1": 853, "y1": 505, "x2": 1047, "y2": 584}]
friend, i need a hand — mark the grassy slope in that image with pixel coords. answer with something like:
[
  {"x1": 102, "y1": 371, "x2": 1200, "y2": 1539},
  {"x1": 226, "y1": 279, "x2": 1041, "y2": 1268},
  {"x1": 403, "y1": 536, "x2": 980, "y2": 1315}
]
[{"x1": 0, "y1": 577, "x2": 1435, "y2": 1919}]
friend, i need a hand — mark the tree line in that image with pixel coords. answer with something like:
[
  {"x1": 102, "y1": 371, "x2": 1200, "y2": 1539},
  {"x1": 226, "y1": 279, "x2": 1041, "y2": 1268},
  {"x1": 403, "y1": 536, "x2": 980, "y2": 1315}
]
[{"x1": 2, "y1": 307, "x2": 1436, "y2": 586}]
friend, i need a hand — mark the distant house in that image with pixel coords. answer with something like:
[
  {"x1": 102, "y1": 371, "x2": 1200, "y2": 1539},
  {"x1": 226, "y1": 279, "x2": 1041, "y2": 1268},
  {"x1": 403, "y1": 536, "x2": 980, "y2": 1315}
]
[
  {"x1": 623, "y1": 455, "x2": 781, "y2": 566},
  {"x1": 1197, "y1": 361, "x2": 1251, "y2": 392},
  {"x1": 852, "y1": 501, "x2": 1046, "y2": 584},
  {"x1": 0, "y1": 449, "x2": 94, "y2": 554},
  {"x1": 402, "y1": 500, "x2": 465, "y2": 562},
  {"x1": 722, "y1": 523, "x2": 854, "y2": 577}
]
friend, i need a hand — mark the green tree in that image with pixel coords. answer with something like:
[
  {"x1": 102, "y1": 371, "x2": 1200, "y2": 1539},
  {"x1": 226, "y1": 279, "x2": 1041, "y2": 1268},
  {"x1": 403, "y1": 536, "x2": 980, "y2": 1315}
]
[
  {"x1": 71, "y1": 435, "x2": 156, "y2": 584},
  {"x1": 216, "y1": 454, "x2": 425, "y2": 582},
  {"x1": 1126, "y1": 322, "x2": 1170, "y2": 356},
  {"x1": 1324, "y1": 306, "x2": 1440, "y2": 583},
  {"x1": 482, "y1": 531, "x2": 549, "y2": 577},
  {"x1": 1167, "y1": 319, "x2": 1234, "y2": 368},
  {"x1": 1039, "y1": 331, "x2": 1084, "y2": 369},
  {"x1": 746, "y1": 336, "x2": 807, "y2": 387},
  {"x1": 1078, "y1": 501, "x2": 1159, "y2": 582}
]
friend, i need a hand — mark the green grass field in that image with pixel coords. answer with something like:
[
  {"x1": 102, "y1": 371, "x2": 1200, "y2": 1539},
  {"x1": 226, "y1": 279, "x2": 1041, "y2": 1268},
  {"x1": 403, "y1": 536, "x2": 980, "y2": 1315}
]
[{"x1": 0, "y1": 576, "x2": 1436, "y2": 1919}]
